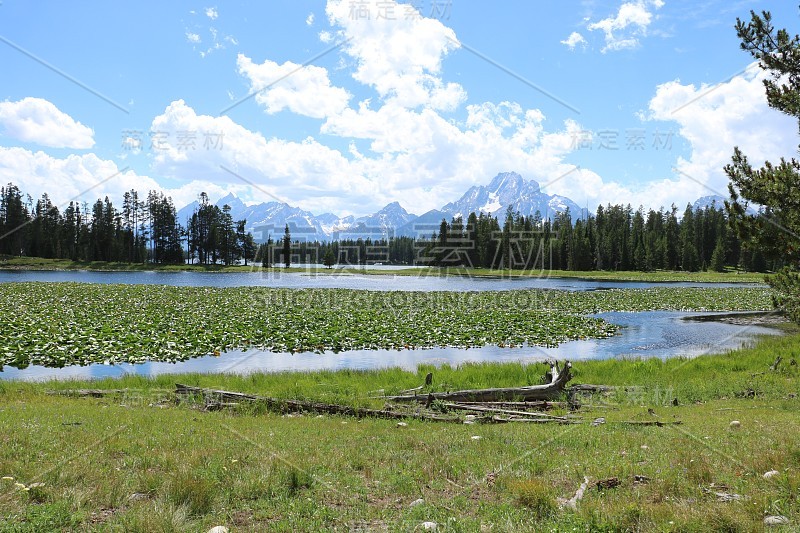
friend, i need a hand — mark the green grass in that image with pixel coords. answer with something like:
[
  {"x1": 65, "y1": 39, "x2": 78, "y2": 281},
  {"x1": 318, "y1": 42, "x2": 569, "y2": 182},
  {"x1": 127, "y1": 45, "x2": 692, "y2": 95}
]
[
  {"x1": 0, "y1": 256, "x2": 251, "y2": 272},
  {"x1": 0, "y1": 283, "x2": 773, "y2": 369},
  {"x1": 1, "y1": 334, "x2": 799, "y2": 531},
  {"x1": 339, "y1": 266, "x2": 768, "y2": 283},
  {"x1": 0, "y1": 256, "x2": 767, "y2": 283}
]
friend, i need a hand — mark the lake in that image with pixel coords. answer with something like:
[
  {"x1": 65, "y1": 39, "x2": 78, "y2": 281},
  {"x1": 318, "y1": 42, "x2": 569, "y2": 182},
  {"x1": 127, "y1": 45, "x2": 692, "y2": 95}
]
[
  {"x1": 0, "y1": 269, "x2": 779, "y2": 381},
  {"x1": 0, "y1": 268, "x2": 760, "y2": 292}
]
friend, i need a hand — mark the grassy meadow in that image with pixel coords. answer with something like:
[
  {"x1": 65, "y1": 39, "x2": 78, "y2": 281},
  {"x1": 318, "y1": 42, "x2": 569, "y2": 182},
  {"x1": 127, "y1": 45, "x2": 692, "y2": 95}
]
[{"x1": 0, "y1": 332, "x2": 799, "y2": 531}]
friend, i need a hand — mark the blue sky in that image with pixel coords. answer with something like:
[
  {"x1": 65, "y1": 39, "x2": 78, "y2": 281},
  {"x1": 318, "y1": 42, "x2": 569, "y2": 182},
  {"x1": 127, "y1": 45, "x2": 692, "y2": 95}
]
[{"x1": 0, "y1": 0, "x2": 796, "y2": 217}]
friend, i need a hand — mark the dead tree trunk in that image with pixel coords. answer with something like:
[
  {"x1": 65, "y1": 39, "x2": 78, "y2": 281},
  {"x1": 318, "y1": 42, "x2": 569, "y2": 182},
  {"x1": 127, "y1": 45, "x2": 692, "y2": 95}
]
[
  {"x1": 174, "y1": 384, "x2": 458, "y2": 422},
  {"x1": 385, "y1": 361, "x2": 572, "y2": 403}
]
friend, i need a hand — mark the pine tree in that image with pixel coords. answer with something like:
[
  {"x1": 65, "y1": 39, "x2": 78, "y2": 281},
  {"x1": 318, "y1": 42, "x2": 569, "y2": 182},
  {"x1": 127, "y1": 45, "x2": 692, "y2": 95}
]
[
  {"x1": 283, "y1": 224, "x2": 292, "y2": 268},
  {"x1": 726, "y1": 8, "x2": 800, "y2": 322}
]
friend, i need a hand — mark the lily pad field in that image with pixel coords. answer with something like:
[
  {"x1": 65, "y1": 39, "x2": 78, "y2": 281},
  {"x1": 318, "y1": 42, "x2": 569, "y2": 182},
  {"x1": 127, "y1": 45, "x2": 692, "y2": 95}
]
[{"x1": 0, "y1": 282, "x2": 774, "y2": 370}]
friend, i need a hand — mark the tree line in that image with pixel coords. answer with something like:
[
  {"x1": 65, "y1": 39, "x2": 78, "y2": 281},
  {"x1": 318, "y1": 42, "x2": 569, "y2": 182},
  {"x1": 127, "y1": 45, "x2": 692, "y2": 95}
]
[
  {"x1": 255, "y1": 202, "x2": 778, "y2": 273},
  {"x1": 0, "y1": 181, "x2": 782, "y2": 273},
  {"x1": 0, "y1": 184, "x2": 255, "y2": 265},
  {"x1": 419, "y1": 202, "x2": 775, "y2": 272}
]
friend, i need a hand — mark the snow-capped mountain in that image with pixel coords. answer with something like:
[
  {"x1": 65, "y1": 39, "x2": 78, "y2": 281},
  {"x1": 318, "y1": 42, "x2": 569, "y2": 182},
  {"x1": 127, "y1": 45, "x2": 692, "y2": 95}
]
[
  {"x1": 175, "y1": 171, "x2": 584, "y2": 242},
  {"x1": 692, "y1": 195, "x2": 726, "y2": 211},
  {"x1": 316, "y1": 213, "x2": 356, "y2": 235},
  {"x1": 341, "y1": 202, "x2": 418, "y2": 238},
  {"x1": 441, "y1": 171, "x2": 583, "y2": 221}
]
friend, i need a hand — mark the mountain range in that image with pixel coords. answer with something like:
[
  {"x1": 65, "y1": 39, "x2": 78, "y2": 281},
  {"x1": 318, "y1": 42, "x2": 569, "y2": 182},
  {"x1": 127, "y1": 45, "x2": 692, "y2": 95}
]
[{"x1": 176, "y1": 172, "x2": 586, "y2": 242}]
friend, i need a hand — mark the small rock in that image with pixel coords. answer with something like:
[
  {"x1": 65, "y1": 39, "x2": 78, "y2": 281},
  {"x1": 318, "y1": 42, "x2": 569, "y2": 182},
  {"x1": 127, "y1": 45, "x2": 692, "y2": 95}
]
[
  {"x1": 410, "y1": 498, "x2": 424, "y2": 508},
  {"x1": 421, "y1": 522, "x2": 438, "y2": 531},
  {"x1": 764, "y1": 516, "x2": 790, "y2": 526},
  {"x1": 763, "y1": 470, "x2": 780, "y2": 479},
  {"x1": 462, "y1": 420, "x2": 475, "y2": 425},
  {"x1": 465, "y1": 415, "x2": 476, "y2": 420},
  {"x1": 396, "y1": 422, "x2": 408, "y2": 428},
  {"x1": 128, "y1": 492, "x2": 149, "y2": 502},
  {"x1": 471, "y1": 435, "x2": 482, "y2": 441},
  {"x1": 729, "y1": 420, "x2": 741, "y2": 429},
  {"x1": 640, "y1": 445, "x2": 649, "y2": 450},
  {"x1": 207, "y1": 527, "x2": 229, "y2": 533},
  {"x1": 592, "y1": 417, "x2": 606, "y2": 426}
]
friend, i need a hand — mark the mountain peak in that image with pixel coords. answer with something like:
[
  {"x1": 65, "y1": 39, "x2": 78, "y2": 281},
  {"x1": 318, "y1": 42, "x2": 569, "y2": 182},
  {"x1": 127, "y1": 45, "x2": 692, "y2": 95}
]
[
  {"x1": 442, "y1": 171, "x2": 578, "y2": 221},
  {"x1": 488, "y1": 171, "x2": 523, "y2": 191}
]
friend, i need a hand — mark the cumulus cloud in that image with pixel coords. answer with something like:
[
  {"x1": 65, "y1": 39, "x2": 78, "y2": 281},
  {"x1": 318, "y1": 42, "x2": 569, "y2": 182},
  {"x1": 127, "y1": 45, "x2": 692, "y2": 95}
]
[
  {"x1": 0, "y1": 146, "x2": 156, "y2": 207},
  {"x1": 561, "y1": 32, "x2": 587, "y2": 50},
  {"x1": 586, "y1": 0, "x2": 663, "y2": 53},
  {"x1": 325, "y1": 0, "x2": 465, "y2": 111},
  {"x1": 644, "y1": 62, "x2": 797, "y2": 203},
  {"x1": 148, "y1": 100, "x2": 379, "y2": 214},
  {"x1": 236, "y1": 54, "x2": 351, "y2": 119},
  {"x1": 0, "y1": 97, "x2": 94, "y2": 149},
  {"x1": 185, "y1": 32, "x2": 201, "y2": 44},
  {"x1": 0, "y1": 145, "x2": 243, "y2": 213},
  {"x1": 205, "y1": 7, "x2": 218, "y2": 20},
  {"x1": 306, "y1": 12, "x2": 315, "y2": 26}
]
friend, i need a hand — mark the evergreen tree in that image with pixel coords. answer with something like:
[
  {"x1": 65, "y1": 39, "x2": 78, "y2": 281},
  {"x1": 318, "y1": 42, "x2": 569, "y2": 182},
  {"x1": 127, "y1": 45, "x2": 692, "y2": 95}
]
[
  {"x1": 710, "y1": 238, "x2": 727, "y2": 272},
  {"x1": 323, "y1": 248, "x2": 335, "y2": 269},
  {"x1": 283, "y1": 224, "x2": 292, "y2": 268},
  {"x1": 726, "y1": 8, "x2": 800, "y2": 322}
]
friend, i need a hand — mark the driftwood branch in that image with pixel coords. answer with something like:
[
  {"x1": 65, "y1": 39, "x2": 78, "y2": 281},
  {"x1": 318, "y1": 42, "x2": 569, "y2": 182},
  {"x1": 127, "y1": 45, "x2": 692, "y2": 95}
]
[
  {"x1": 559, "y1": 476, "x2": 589, "y2": 511},
  {"x1": 174, "y1": 384, "x2": 458, "y2": 422},
  {"x1": 386, "y1": 361, "x2": 572, "y2": 403},
  {"x1": 442, "y1": 402, "x2": 568, "y2": 421}
]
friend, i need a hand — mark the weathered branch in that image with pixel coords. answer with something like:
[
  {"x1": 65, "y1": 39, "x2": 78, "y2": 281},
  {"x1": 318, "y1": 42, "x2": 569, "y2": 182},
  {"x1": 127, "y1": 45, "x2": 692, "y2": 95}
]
[
  {"x1": 441, "y1": 402, "x2": 568, "y2": 421},
  {"x1": 386, "y1": 361, "x2": 572, "y2": 403},
  {"x1": 174, "y1": 384, "x2": 458, "y2": 422}
]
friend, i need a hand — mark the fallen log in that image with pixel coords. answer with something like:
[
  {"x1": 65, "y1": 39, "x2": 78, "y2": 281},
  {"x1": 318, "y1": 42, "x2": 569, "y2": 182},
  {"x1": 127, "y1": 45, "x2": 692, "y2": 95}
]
[
  {"x1": 442, "y1": 402, "x2": 569, "y2": 421},
  {"x1": 454, "y1": 401, "x2": 566, "y2": 410},
  {"x1": 480, "y1": 415, "x2": 577, "y2": 424},
  {"x1": 174, "y1": 384, "x2": 458, "y2": 422},
  {"x1": 386, "y1": 361, "x2": 572, "y2": 403}
]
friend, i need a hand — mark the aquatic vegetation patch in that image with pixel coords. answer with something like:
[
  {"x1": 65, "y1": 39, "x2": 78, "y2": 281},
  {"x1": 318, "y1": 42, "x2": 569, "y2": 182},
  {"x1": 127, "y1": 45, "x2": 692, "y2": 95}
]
[{"x1": 0, "y1": 283, "x2": 772, "y2": 369}]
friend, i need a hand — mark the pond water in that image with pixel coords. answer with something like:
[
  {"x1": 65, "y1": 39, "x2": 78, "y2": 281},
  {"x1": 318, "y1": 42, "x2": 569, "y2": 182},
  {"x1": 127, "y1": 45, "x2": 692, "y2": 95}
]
[
  {"x1": 0, "y1": 311, "x2": 782, "y2": 382},
  {"x1": 0, "y1": 269, "x2": 760, "y2": 292}
]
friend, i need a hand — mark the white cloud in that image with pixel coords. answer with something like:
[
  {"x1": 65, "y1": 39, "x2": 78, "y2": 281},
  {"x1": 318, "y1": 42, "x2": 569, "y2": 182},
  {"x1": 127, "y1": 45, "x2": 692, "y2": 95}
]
[
  {"x1": 325, "y1": 0, "x2": 465, "y2": 111},
  {"x1": 0, "y1": 145, "x2": 245, "y2": 214},
  {"x1": 0, "y1": 97, "x2": 94, "y2": 149},
  {"x1": 148, "y1": 100, "x2": 378, "y2": 214},
  {"x1": 306, "y1": 12, "x2": 315, "y2": 26},
  {"x1": 586, "y1": 0, "x2": 663, "y2": 53},
  {"x1": 236, "y1": 54, "x2": 351, "y2": 119},
  {"x1": 0, "y1": 146, "x2": 158, "y2": 207},
  {"x1": 205, "y1": 7, "x2": 218, "y2": 20},
  {"x1": 644, "y1": 62, "x2": 797, "y2": 205},
  {"x1": 561, "y1": 32, "x2": 587, "y2": 50},
  {"x1": 186, "y1": 32, "x2": 201, "y2": 44}
]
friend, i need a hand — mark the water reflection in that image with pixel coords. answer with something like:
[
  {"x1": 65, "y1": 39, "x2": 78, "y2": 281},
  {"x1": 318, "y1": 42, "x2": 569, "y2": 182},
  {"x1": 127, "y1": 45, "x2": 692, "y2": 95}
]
[
  {"x1": 0, "y1": 269, "x2": 761, "y2": 292},
  {"x1": 0, "y1": 311, "x2": 782, "y2": 382}
]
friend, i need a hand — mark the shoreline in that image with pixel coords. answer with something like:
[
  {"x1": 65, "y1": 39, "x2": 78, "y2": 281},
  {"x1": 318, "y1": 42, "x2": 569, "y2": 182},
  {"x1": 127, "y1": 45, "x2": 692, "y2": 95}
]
[{"x1": 0, "y1": 256, "x2": 767, "y2": 283}]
